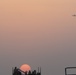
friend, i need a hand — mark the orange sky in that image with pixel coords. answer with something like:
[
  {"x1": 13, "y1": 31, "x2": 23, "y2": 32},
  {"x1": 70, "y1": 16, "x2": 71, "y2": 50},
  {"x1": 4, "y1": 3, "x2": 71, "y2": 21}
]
[{"x1": 0, "y1": 0, "x2": 76, "y2": 39}]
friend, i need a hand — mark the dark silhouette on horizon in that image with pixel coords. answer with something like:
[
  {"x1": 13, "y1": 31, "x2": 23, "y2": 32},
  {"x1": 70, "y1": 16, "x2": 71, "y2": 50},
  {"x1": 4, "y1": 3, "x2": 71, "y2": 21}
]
[{"x1": 12, "y1": 67, "x2": 41, "y2": 75}]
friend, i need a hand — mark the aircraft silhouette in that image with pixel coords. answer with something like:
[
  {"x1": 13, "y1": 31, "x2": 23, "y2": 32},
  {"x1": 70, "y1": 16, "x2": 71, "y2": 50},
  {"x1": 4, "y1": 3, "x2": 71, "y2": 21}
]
[{"x1": 72, "y1": 14, "x2": 76, "y2": 16}]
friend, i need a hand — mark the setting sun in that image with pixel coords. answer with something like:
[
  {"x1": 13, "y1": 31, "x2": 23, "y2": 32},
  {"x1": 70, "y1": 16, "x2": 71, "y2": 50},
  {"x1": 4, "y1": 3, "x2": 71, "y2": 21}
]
[{"x1": 20, "y1": 64, "x2": 31, "y2": 72}]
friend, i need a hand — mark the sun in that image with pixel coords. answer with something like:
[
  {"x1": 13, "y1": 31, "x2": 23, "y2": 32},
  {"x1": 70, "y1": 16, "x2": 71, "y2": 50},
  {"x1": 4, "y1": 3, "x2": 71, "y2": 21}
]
[{"x1": 20, "y1": 64, "x2": 31, "y2": 72}]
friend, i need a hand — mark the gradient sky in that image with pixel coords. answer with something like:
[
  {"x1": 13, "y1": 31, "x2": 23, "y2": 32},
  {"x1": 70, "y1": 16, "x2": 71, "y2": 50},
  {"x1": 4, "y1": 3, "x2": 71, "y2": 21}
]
[{"x1": 0, "y1": 0, "x2": 76, "y2": 75}]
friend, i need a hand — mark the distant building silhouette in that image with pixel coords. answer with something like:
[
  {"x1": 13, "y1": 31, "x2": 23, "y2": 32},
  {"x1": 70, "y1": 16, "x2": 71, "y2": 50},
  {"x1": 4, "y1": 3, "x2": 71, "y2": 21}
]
[
  {"x1": 65, "y1": 67, "x2": 76, "y2": 75},
  {"x1": 12, "y1": 67, "x2": 41, "y2": 75},
  {"x1": 13, "y1": 67, "x2": 21, "y2": 75}
]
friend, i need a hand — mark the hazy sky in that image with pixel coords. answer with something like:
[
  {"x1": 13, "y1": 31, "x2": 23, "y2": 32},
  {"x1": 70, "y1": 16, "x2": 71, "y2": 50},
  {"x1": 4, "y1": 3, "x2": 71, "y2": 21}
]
[{"x1": 0, "y1": 0, "x2": 76, "y2": 75}]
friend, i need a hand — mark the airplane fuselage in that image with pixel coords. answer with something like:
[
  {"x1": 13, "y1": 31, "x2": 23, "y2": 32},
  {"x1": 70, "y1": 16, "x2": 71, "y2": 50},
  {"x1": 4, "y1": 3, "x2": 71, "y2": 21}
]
[{"x1": 72, "y1": 14, "x2": 76, "y2": 16}]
